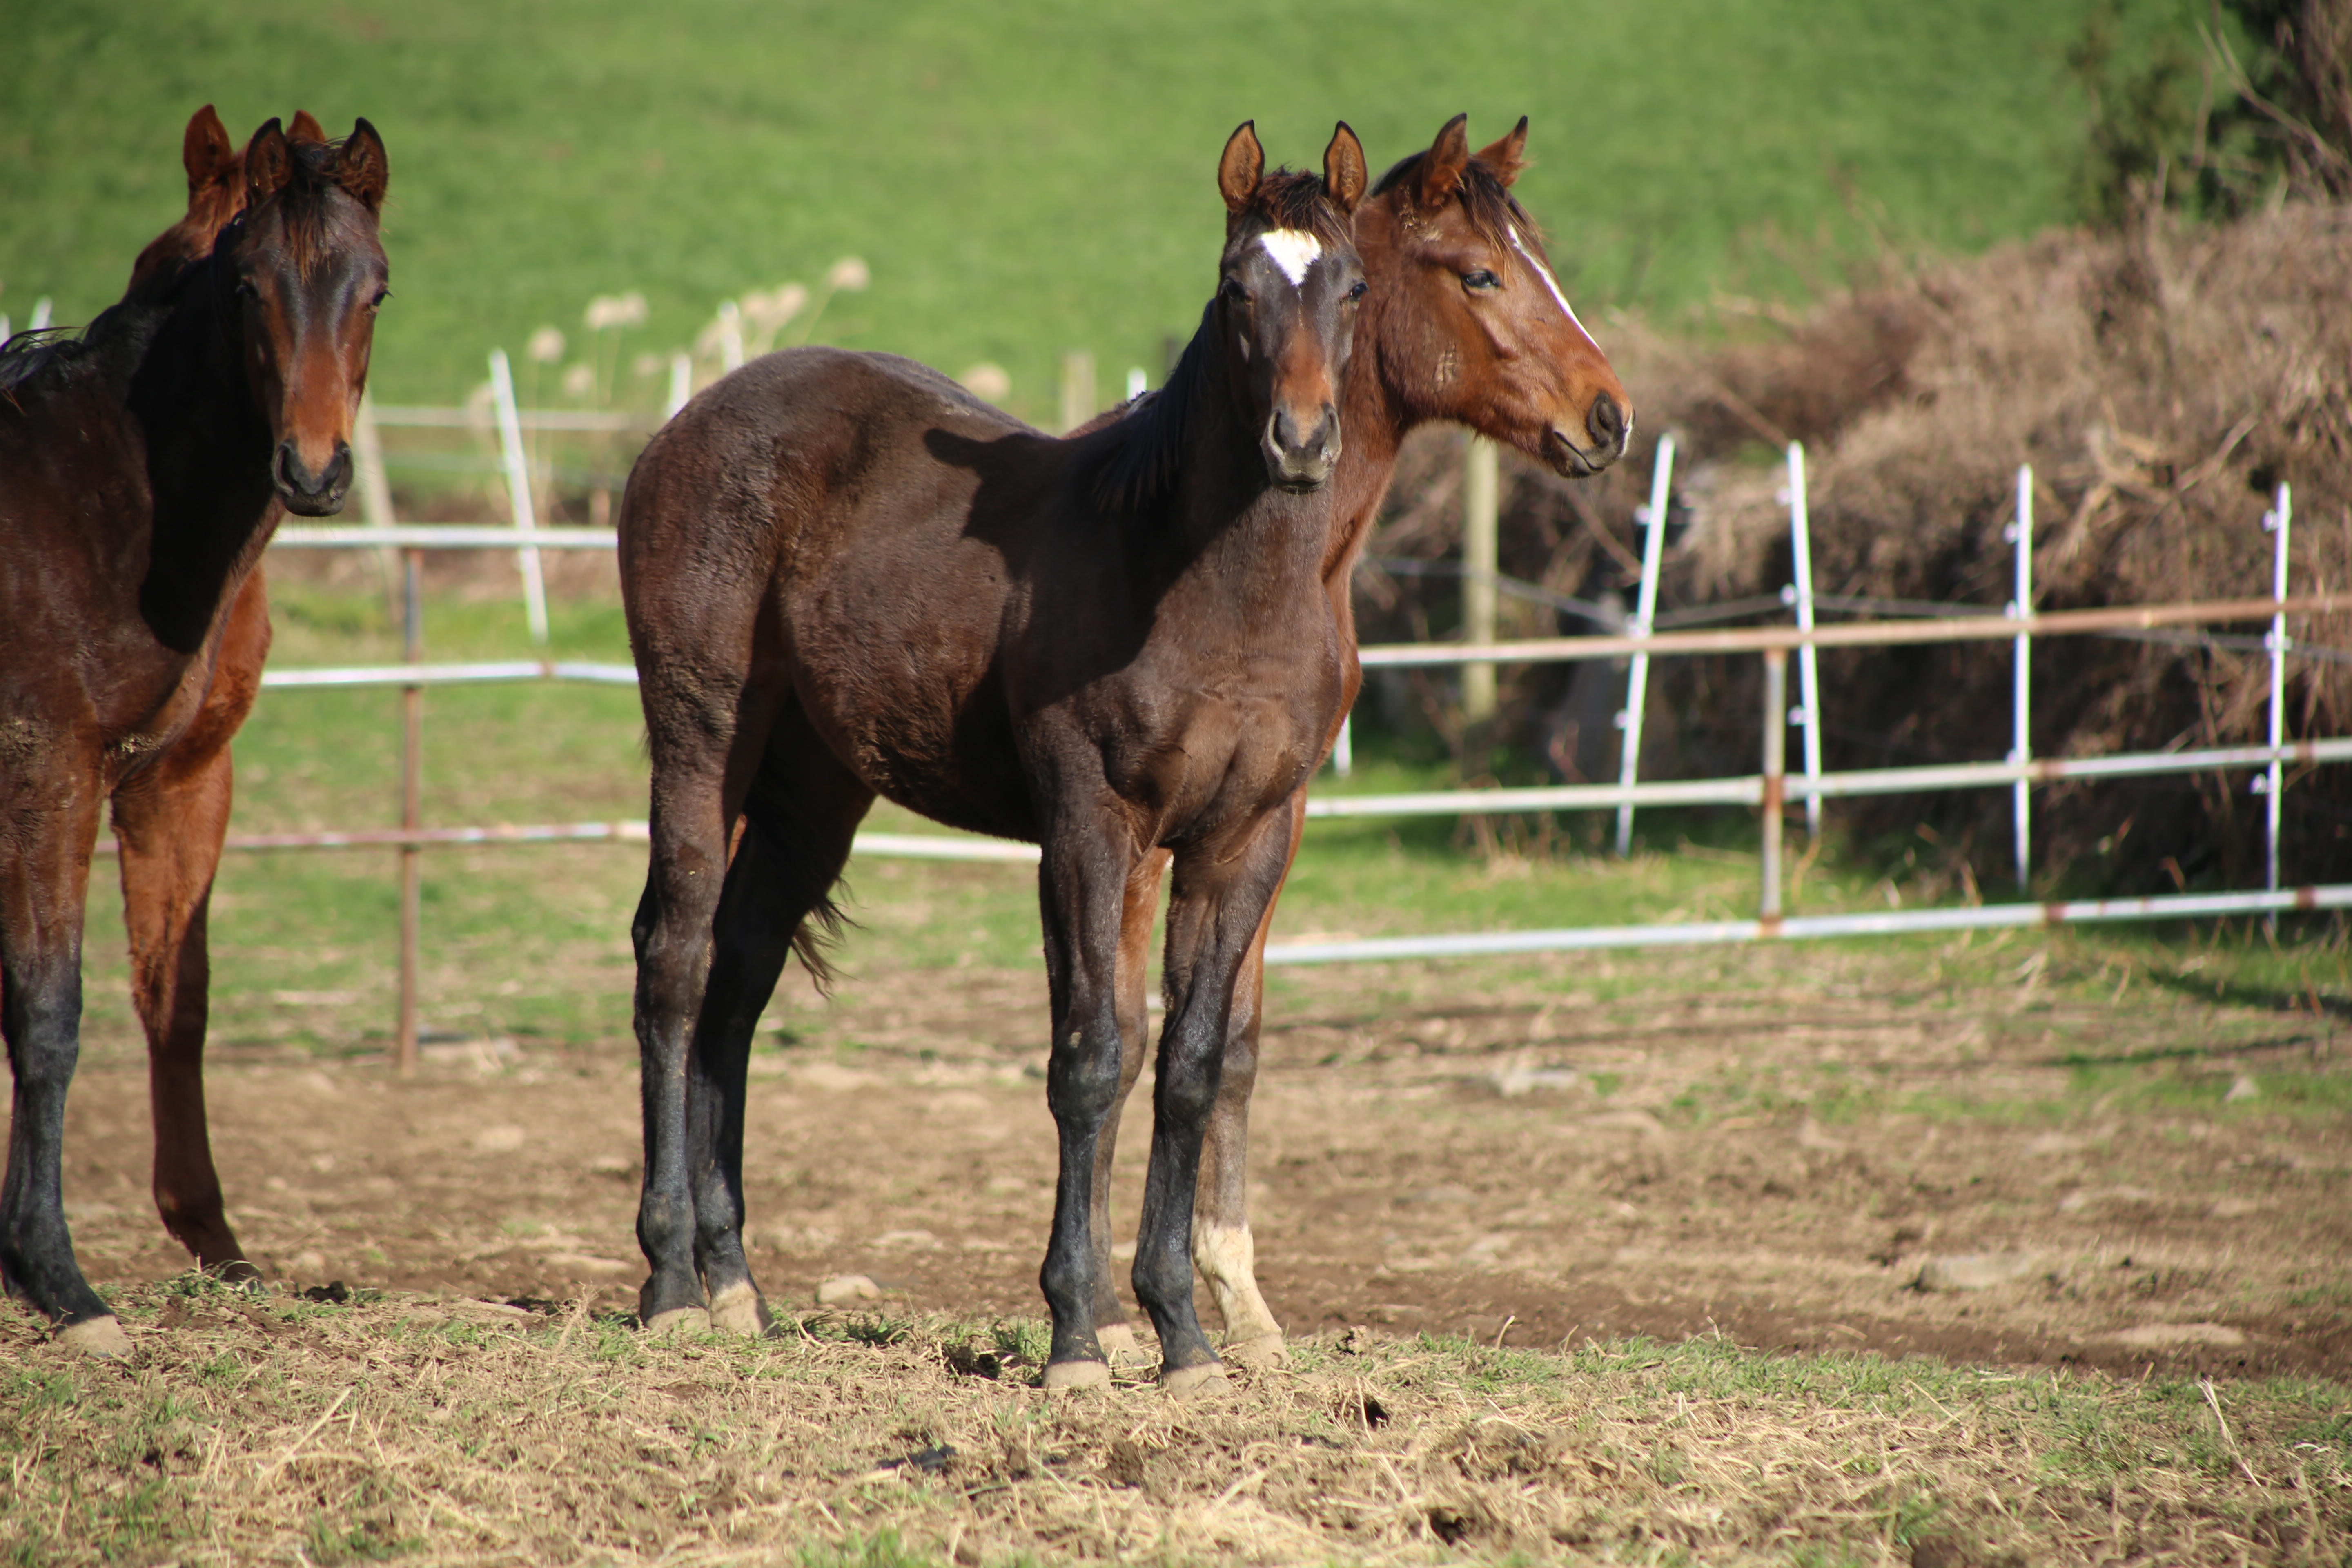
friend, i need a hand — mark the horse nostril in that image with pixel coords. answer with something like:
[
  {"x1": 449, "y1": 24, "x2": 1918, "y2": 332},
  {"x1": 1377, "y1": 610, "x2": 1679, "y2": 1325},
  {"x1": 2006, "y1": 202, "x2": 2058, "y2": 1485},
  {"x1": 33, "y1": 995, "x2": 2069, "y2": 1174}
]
[{"x1": 1588, "y1": 394, "x2": 1626, "y2": 450}]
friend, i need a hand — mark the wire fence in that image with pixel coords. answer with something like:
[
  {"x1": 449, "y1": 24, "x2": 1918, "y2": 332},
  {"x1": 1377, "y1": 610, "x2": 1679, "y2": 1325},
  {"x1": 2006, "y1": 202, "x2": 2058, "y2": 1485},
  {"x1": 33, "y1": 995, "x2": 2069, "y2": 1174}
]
[{"x1": 107, "y1": 388, "x2": 2352, "y2": 1067}]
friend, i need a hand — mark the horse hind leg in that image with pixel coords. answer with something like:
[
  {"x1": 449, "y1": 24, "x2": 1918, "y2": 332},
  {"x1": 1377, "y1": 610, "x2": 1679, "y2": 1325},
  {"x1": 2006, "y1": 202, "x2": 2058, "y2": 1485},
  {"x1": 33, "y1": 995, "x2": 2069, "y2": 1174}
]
[
  {"x1": 1189, "y1": 793, "x2": 1301, "y2": 1368},
  {"x1": 689, "y1": 737, "x2": 870, "y2": 1337},
  {"x1": 632, "y1": 762, "x2": 739, "y2": 1336},
  {"x1": 1193, "y1": 937, "x2": 1286, "y2": 1367}
]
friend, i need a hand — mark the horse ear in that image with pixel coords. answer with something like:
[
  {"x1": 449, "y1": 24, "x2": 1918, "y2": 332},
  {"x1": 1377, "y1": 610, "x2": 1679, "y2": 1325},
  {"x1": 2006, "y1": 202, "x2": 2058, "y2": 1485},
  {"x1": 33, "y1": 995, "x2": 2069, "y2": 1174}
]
[
  {"x1": 183, "y1": 105, "x2": 236, "y2": 196},
  {"x1": 1419, "y1": 113, "x2": 1470, "y2": 207},
  {"x1": 1473, "y1": 116, "x2": 1529, "y2": 187},
  {"x1": 336, "y1": 118, "x2": 389, "y2": 212},
  {"x1": 1323, "y1": 121, "x2": 1368, "y2": 215},
  {"x1": 244, "y1": 118, "x2": 294, "y2": 207},
  {"x1": 288, "y1": 110, "x2": 327, "y2": 146},
  {"x1": 1218, "y1": 120, "x2": 1264, "y2": 215}
]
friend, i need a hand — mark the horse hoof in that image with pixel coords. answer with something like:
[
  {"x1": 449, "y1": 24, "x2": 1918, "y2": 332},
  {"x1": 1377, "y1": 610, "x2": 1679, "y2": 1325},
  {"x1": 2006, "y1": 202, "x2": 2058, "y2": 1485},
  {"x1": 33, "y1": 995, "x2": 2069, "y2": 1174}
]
[
  {"x1": 640, "y1": 1306, "x2": 710, "y2": 1338},
  {"x1": 58, "y1": 1316, "x2": 132, "y2": 1359},
  {"x1": 706, "y1": 1282, "x2": 773, "y2": 1338},
  {"x1": 1096, "y1": 1323, "x2": 1145, "y2": 1361},
  {"x1": 1220, "y1": 1332, "x2": 1288, "y2": 1369},
  {"x1": 213, "y1": 1258, "x2": 264, "y2": 1290},
  {"x1": 1042, "y1": 1359, "x2": 1112, "y2": 1392},
  {"x1": 1158, "y1": 1360, "x2": 1229, "y2": 1399}
]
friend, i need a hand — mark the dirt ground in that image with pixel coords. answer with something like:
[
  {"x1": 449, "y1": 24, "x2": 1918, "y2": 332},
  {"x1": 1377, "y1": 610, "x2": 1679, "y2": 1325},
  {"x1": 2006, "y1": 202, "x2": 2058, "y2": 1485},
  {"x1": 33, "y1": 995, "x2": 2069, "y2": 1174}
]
[{"x1": 47, "y1": 942, "x2": 2352, "y2": 1384}]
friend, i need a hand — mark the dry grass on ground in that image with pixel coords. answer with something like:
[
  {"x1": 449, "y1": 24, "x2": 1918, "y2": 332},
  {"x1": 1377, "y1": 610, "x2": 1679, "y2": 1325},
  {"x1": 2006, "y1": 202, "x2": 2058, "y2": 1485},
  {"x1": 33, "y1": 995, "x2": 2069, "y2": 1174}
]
[{"x1": 5, "y1": 1280, "x2": 2348, "y2": 1568}]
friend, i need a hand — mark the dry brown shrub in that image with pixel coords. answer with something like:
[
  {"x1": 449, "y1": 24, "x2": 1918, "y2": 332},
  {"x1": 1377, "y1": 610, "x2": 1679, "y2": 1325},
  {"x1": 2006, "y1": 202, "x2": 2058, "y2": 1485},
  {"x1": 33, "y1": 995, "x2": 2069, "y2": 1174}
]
[{"x1": 1366, "y1": 205, "x2": 2352, "y2": 888}]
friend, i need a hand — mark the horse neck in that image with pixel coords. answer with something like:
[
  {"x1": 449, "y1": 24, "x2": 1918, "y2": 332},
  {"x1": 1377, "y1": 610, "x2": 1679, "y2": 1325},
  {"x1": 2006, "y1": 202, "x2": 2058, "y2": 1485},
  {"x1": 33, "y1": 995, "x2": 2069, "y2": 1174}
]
[
  {"x1": 1314, "y1": 232, "x2": 1415, "y2": 591},
  {"x1": 1154, "y1": 326, "x2": 1337, "y2": 595},
  {"x1": 122, "y1": 261, "x2": 283, "y2": 653}
]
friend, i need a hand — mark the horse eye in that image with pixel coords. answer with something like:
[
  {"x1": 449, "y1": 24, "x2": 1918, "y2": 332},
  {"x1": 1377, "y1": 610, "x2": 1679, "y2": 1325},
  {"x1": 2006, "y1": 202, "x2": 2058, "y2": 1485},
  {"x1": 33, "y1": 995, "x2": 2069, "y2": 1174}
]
[
  {"x1": 1346, "y1": 279, "x2": 1368, "y2": 302},
  {"x1": 1220, "y1": 280, "x2": 1249, "y2": 305},
  {"x1": 1463, "y1": 271, "x2": 1501, "y2": 293},
  {"x1": 234, "y1": 279, "x2": 259, "y2": 301},
  {"x1": 371, "y1": 289, "x2": 391, "y2": 308}
]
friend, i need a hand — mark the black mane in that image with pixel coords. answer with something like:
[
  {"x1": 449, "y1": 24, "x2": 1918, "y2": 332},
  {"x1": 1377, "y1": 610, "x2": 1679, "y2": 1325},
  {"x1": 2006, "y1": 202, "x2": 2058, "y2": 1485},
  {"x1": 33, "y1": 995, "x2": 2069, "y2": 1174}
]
[
  {"x1": 0, "y1": 281, "x2": 174, "y2": 396},
  {"x1": 1087, "y1": 300, "x2": 1210, "y2": 515}
]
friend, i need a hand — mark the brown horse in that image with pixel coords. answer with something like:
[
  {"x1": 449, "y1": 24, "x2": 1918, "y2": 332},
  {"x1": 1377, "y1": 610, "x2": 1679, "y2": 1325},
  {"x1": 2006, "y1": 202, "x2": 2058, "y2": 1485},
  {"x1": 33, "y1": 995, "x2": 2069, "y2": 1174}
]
[
  {"x1": 1081, "y1": 114, "x2": 1631, "y2": 1369},
  {"x1": 621, "y1": 122, "x2": 1372, "y2": 1391},
  {"x1": 0, "y1": 115, "x2": 388, "y2": 1354}
]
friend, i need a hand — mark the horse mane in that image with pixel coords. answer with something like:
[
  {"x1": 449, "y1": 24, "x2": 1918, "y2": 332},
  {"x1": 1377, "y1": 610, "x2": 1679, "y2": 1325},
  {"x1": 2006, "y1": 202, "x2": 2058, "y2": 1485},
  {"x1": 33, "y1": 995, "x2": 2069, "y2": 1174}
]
[
  {"x1": 264, "y1": 134, "x2": 359, "y2": 278},
  {"x1": 1089, "y1": 169, "x2": 1348, "y2": 515},
  {"x1": 0, "y1": 289, "x2": 168, "y2": 395},
  {"x1": 1371, "y1": 152, "x2": 1532, "y2": 251}
]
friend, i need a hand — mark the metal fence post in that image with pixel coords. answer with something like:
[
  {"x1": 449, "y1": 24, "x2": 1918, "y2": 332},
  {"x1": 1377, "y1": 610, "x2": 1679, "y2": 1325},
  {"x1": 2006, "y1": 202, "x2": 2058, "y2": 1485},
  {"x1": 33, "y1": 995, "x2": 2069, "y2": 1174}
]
[
  {"x1": 352, "y1": 392, "x2": 399, "y2": 606},
  {"x1": 1462, "y1": 435, "x2": 1500, "y2": 724},
  {"x1": 2265, "y1": 481, "x2": 2293, "y2": 914},
  {"x1": 1615, "y1": 432, "x2": 1675, "y2": 855},
  {"x1": 1058, "y1": 351, "x2": 1096, "y2": 436},
  {"x1": 1761, "y1": 648, "x2": 1787, "y2": 926},
  {"x1": 2009, "y1": 465, "x2": 2034, "y2": 893},
  {"x1": 397, "y1": 549, "x2": 423, "y2": 1076},
  {"x1": 488, "y1": 350, "x2": 550, "y2": 645},
  {"x1": 664, "y1": 352, "x2": 692, "y2": 421},
  {"x1": 1784, "y1": 444, "x2": 1824, "y2": 838}
]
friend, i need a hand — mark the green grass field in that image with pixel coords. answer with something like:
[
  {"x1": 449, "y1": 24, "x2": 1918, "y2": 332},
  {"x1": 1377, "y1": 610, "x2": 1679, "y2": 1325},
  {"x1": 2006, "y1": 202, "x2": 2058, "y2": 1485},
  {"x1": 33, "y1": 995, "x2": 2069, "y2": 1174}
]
[{"x1": 3, "y1": 0, "x2": 2204, "y2": 420}]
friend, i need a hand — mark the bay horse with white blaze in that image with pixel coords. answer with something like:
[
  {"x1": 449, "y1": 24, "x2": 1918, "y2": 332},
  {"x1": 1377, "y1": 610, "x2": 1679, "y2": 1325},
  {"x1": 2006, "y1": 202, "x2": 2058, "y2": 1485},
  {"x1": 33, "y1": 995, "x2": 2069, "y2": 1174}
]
[
  {"x1": 0, "y1": 115, "x2": 388, "y2": 1354},
  {"x1": 621, "y1": 123, "x2": 1371, "y2": 1391},
  {"x1": 1077, "y1": 114, "x2": 1631, "y2": 1369}
]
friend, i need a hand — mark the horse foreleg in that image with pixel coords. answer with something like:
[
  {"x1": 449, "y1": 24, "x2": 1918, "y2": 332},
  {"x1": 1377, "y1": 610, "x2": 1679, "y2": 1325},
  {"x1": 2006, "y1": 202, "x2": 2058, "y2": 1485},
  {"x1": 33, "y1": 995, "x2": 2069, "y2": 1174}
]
[
  {"x1": 112, "y1": 575, "x2": 266, "y2": 1285},
  {"x1": 1088, "y1": 846, "x2": 1169, "y2": 1361},
  {"x1": 0, "y1": 782, "x2": 123, "y2": 1354},
  {"x1": 1135, "y1": 820, "x2": 1294, "y2": 1394},
  {"x1": 1036, "y1": 818, "x2": 1138, "y2": 1390},
  {"x1": 113, "y1": 743, "x2": 253, "y2": 1283},
  {"x1": 1188, "y1": 793, "x2": 1305, "y2": 1366}
]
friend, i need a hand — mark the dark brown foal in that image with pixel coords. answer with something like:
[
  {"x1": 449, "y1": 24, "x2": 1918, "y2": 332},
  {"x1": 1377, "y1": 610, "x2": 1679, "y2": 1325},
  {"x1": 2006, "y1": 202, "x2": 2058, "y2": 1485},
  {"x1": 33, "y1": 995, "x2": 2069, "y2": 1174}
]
[
  {"x1": 619, "y1": 123, "x2": 1370, "y2": 1392},
  {"x1": 1083, "y1": 114, "x2": 1633, "y2": 1367},
  {"x1": 0, "y1": 115, "x2": 388, "y2": 1353}
]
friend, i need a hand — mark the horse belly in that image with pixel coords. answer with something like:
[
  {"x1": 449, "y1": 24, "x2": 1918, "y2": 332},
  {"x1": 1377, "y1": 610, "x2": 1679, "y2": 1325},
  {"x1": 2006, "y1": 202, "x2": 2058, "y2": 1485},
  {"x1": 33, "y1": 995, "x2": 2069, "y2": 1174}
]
[{"x1": 793, "y1": 617, "x2": 1036, "y2": 843}]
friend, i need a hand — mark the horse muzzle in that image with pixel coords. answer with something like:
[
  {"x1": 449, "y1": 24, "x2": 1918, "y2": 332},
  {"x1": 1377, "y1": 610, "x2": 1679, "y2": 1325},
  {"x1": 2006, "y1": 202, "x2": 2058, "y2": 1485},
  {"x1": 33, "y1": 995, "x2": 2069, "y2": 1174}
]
[
  {"x1": 274, "y1": 438, "x2": 354, "y2": 516},
  {"x1": 1264, "y1": 403, "x2": 1341, "y2": 493},
  {"x1": 1545, "y1": 392, "x2": 1631, "y2": 479}
]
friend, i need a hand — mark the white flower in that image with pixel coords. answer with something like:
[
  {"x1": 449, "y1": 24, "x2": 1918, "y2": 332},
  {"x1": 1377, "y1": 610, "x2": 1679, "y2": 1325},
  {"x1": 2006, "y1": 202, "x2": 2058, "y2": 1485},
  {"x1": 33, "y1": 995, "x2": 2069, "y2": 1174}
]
[
  {"x1": 526, "y1": 326, "x2": 566, "y2": 363},
  {"x1": 825, "y1": 257, "x2": 870, "y2": 292},
  {"x1": 562, "y1": 364, "x2": 595, "y2": 399},
  {"x1": 584, "y1": 290, "x2": 649, "y2": 332},
  {"x1": 631, "y1": 352, "x2": 666, "y2": 378},
  {"x1": 743, "y1": 283, "x2": 807, "y2": 331},
  {"x1": 960, "y1": 363, "x2": 1011, "y2": 402}
]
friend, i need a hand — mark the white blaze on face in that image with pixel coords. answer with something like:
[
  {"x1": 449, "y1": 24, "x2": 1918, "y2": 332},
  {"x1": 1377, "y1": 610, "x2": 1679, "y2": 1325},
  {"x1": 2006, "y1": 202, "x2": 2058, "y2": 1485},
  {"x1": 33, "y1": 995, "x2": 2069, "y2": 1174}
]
[
  {"x1": 1508, "y1": 225, "x2": 1604, "y2": 355},
  {"x1": 1258, "y1": 228, "x2": 1322, "y2": 288}
]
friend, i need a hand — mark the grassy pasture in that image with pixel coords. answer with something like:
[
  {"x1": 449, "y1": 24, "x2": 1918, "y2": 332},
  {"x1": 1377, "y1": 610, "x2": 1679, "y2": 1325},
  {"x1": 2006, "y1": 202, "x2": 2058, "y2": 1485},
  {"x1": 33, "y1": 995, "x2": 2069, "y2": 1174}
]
[{"x1": 1, "y1": 0, "x2": 2202, "y2": 418}]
